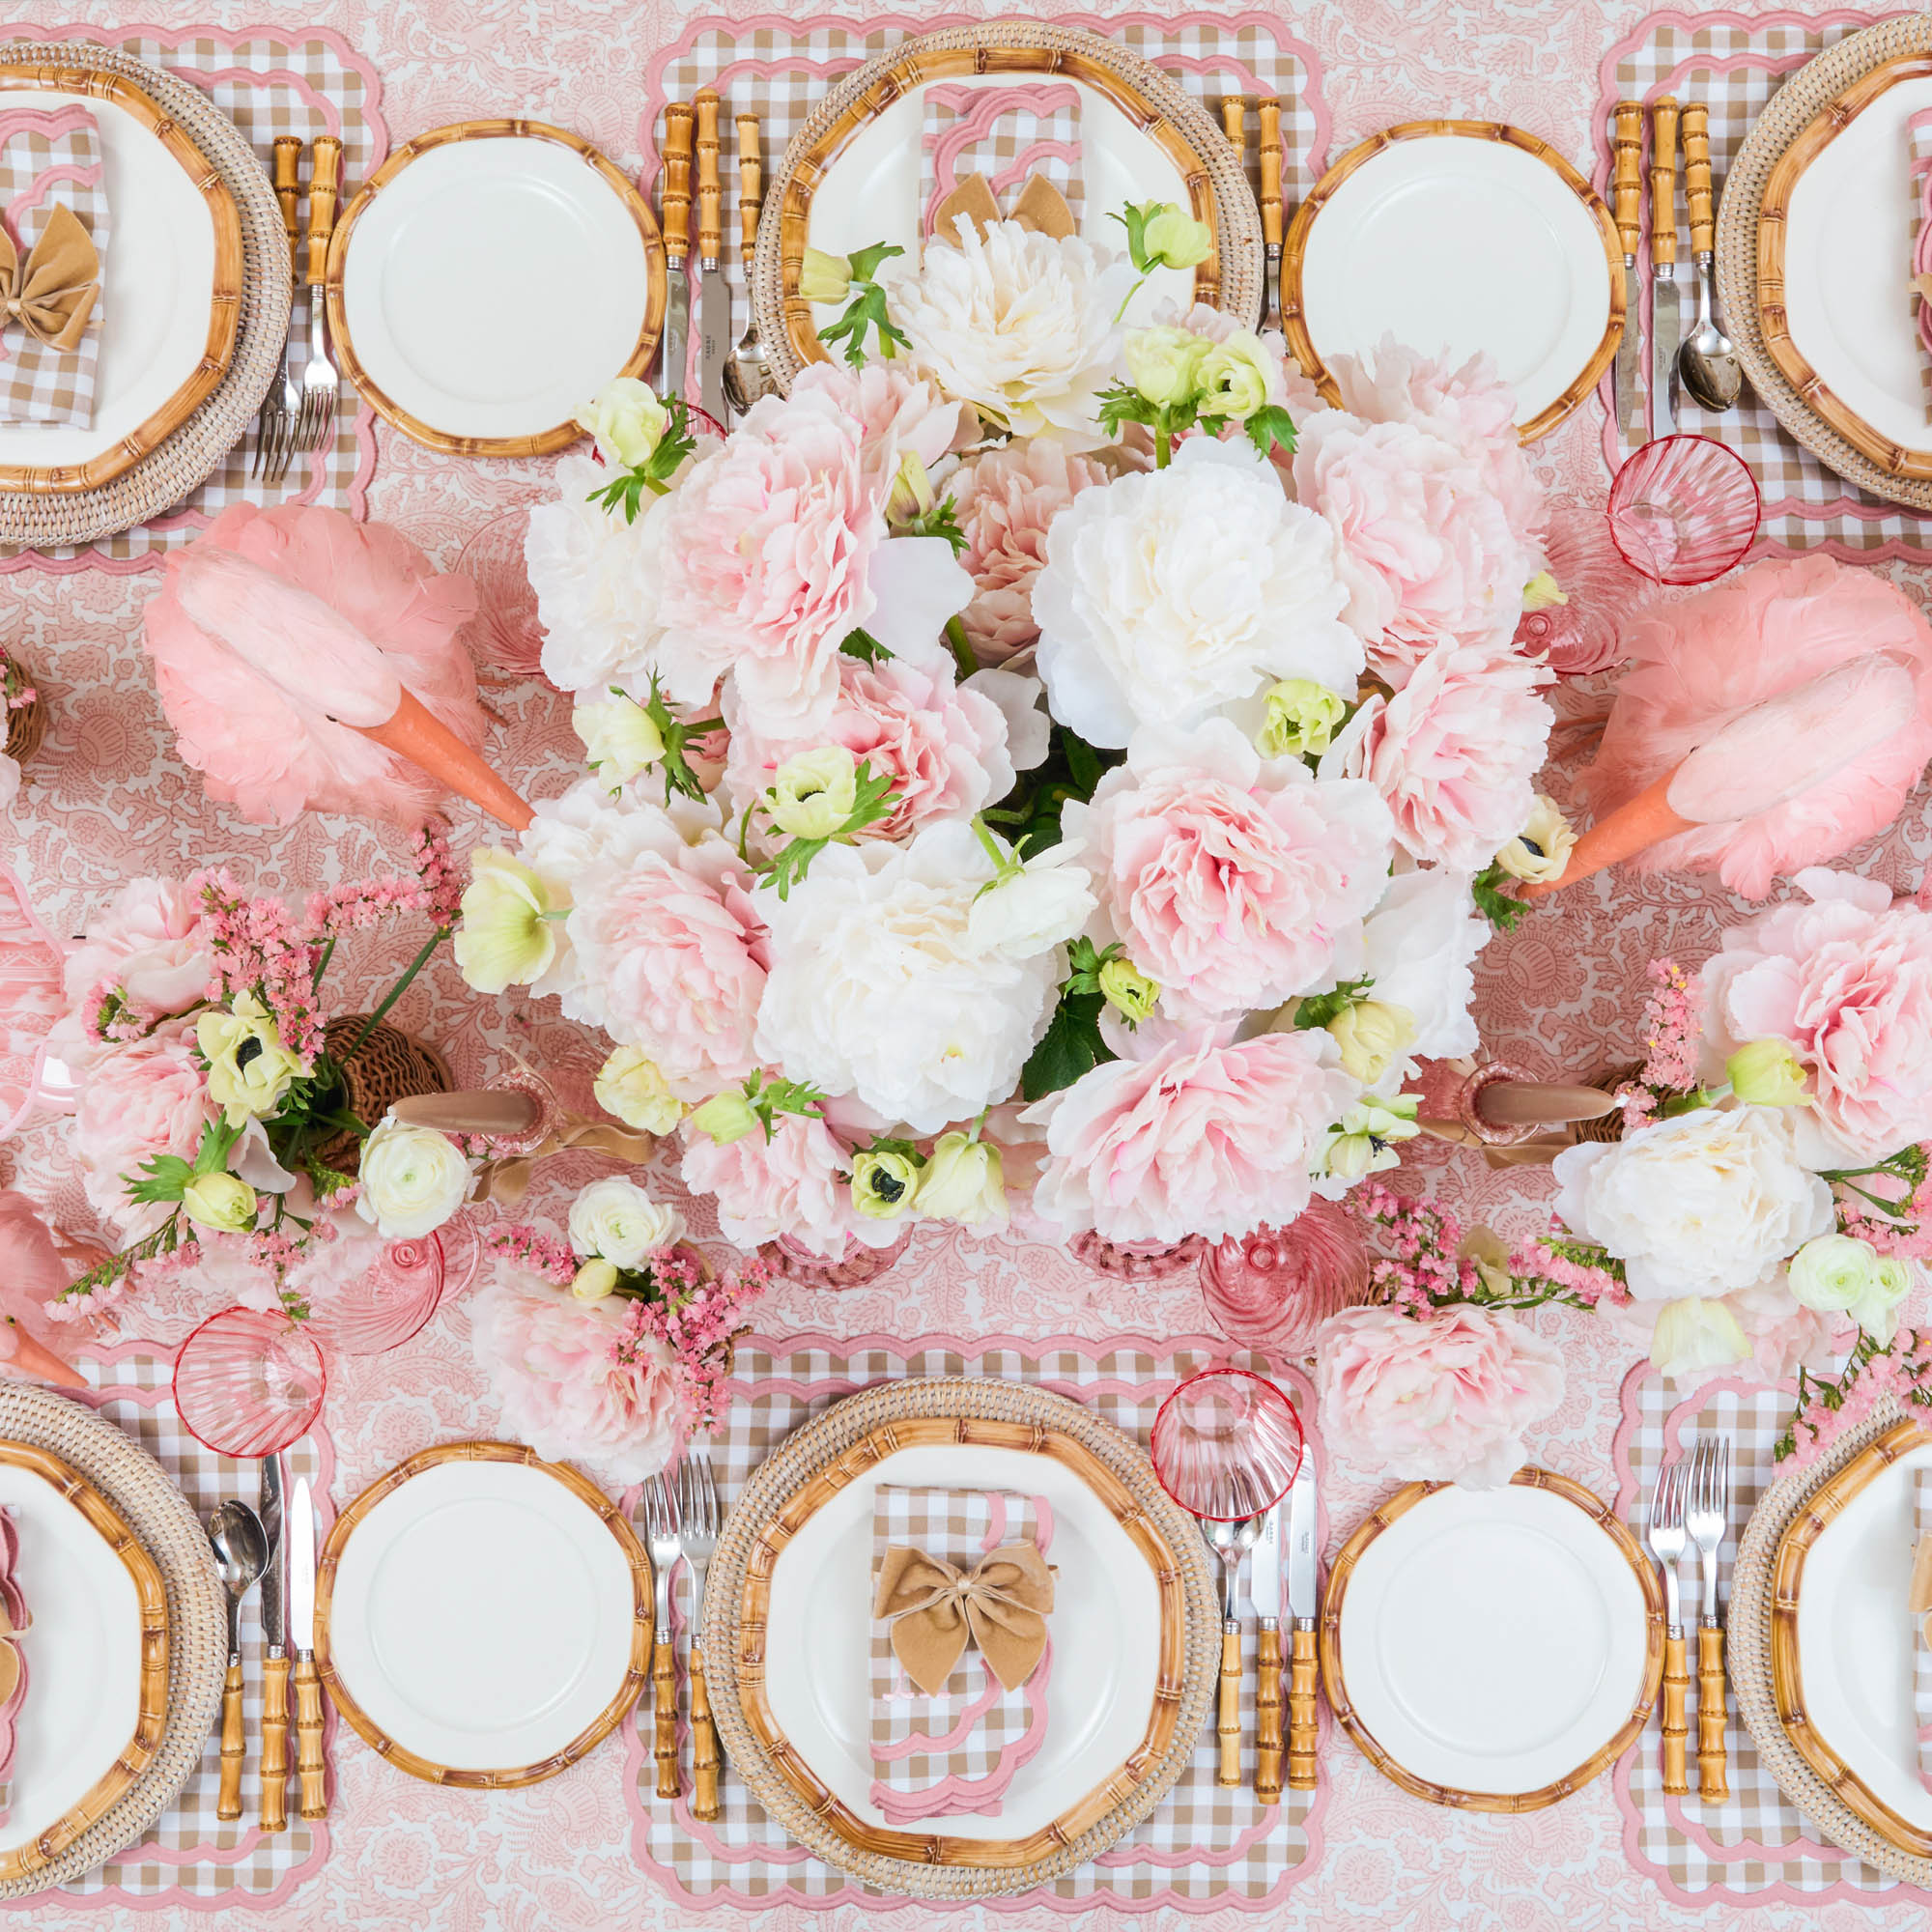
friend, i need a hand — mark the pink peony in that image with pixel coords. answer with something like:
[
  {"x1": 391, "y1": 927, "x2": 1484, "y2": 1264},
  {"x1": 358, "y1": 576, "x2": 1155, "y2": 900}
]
[
  {"x1": 680, "y1": 1111, "x2": 890, "y2": 1259},
  {"x1": 1326, "y1": 637, "x2": 1553, "y2": 870},
  {"x1": 470, "y1": 1263, "x2": 682, "y2": 1481},
  {"x1": 1293, "y1": 408, "x2": 1536, "y2": 685},
  {"x1": 786, "y1": 358, "x2": 971, "y2": 477},
  {"x1": 1065, "y1": 719, "x2": 1393, "y2": 1021},
  {"x1": 951, "y1": 436, "x2": 1113, "y2": 662},
  {"x1": 1700, "y1": 867, "x2": 1932, "y2": 1164},
  {"x1": 61, "y1": 878, "x2": 213, "y2": 1040},
  {"x1": 1025, "y1": 1028, "x2": 1357, "y2": 1245},
  {"x1": 71, "y1": 1016, "x2": 217, "y2": 1238},
  {"x1": 1314, "y1": 1302, "x2": 1565, "y2": 1488}
]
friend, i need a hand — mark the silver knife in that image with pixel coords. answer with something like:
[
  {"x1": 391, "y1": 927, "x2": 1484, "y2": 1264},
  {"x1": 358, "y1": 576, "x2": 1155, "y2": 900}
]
[
  {"x1": 659, "y1": 101, "x2": 694, "y2": 404},
  {"x1": 694, "y1": 88, "x2": 730, "y2": 424},
  {"x1": 291, "y1": 1476, "x2": 327, "y2": 1821},
  {"x1": 1650, "y1": 96, "x2": 1682, "y2": 440},
  {"x1": 259, "y1": 1456, "x2": 289, "y2": 1831},
  {"x1": 1284, "y1": 1445, "x2": 1320, "y2": 1793},
  {"x1": 1611, "y1": 100, "x2": 1645, "y2": 442},
  {"x1": 1251, "y1": 1499, "x2": 1285, "y2": 1804}
]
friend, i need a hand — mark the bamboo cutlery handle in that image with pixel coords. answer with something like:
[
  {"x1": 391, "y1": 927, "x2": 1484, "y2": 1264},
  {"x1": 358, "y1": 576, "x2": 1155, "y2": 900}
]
[
  {"x1": 1258, "y1": 98, "x2": 1284, "y2": 252},
  {"x1": 1221, "y1": 96, "x2": 1244, "y2": 161},
  {"x1": 1649, "y1": 96, "x2": 1679, "y2": 269},
  {"x1": 306, "y1": 134, "x2": 342, "y2": 289},
  {"x1": 1682, "y1": 101, "x2": 1714, "y2": 257},
  {"x1": 1215, "y1": 1628, "x2": 1242, "y2": 1787},
  {"x1": 1697, "y1": 1624, "x2": 1729, "y2": 1802},
  {"x1": 1254, "y1": 1629, "x2": 1283, "y2": 1804},
  {"x1": 1287, "y1": 1627, "x2": 1319, "y2": 1791},
  {"x1": 654, "y1": 1634, "x2": 680, "y2": 1799},
  {"x1": 691, "y1": 1642, "x2": 722, "y2": 1821},
  {"x1": 217, "y1": 1659, "x2": 245, "y2": 1821},
  {"x1": 663, "y1": 102, "x2": 694, "y2": 263},
  {"x1": 1611, "y1": 100, "x2": 1642, "y2": 258},
  {"x1": 695, "y1": 88, "x2": 722, "y2": 266},
  {"x1": 262, "y1": 1652, "x2": 290, "y2": 1832},
  {"x1": 272, "y1": 135, "x2": 302, "y2": 283},
  {"x1": 737, "y1": 113, "x2": 761, "y2": 264},
  {"x1": 295, "y1": 1655, "x2": 327, "y2": 1819},
  {"x1": 1661, "y1": 1630, "x2": 1690, "y2": 1794}
]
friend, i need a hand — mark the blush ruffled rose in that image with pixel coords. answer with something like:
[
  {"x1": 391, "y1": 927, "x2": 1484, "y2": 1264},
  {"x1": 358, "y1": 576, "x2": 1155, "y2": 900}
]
[
  {"x1": 60, "y1": 878, "x2": 213, "y2": 1053},
  {"x1": 71, "y1": 1016, "x2": 217, "y2": 1238}
]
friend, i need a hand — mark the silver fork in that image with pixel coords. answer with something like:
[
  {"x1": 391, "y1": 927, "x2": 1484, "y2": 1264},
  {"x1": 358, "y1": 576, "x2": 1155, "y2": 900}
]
[
  {"x1": 294, "y1": 133, "x2": 344, "y2": 465},
  {"x1": 1645, "y1": 1457, "x2": 1690, "y2": 1796},
  {"x1": 252, "y1": 135, "x2": 303, "y2": 483},
  {"x1": 678, "y1": 1448, "x2": 724, "y2": 1822},
  {"x1": 640, "y1": 1473, "x2": 684, "y2": 1802},
  {"x1": 1686, "y1": 1435, "x2": 1732, "y2": 1803}
]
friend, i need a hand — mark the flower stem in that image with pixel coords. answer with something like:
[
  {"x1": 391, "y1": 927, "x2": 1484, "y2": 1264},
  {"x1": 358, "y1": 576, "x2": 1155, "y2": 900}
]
[
  {"x1": 337, "y1": 927, "x2": 448, "y2": 1065},
  {"x1": 945, "y1": 615, "x2": 977, "y2": 681},
  {"x1": 1153, "y1": 414, "x2": 1173, "y2": 469}
]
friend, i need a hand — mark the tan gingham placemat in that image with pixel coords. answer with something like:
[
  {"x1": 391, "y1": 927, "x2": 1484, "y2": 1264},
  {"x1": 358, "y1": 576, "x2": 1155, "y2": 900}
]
[
  {"x1": 0, "y1": 1339, "x2": 336, "y2": 1911},
  {"x1": 640, "y1": 12, "x2": 1329, "y2": 403},
  {"x1": 0, "y1": 26, "x2": 383, "y2": 572},
  {"x1": 623, "y1": 1333, "x2": 1325, "y2": 1910},
  {"x1": 1592, "y1": 9, "x2": 1932, "y2": 556},
  {"x1": 1610, "y1": 1366, "x2": 1932, "y2": 1905}
]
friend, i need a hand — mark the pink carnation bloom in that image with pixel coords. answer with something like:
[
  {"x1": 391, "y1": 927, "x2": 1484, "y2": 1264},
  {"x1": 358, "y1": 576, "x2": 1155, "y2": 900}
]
[
  {"x1": 1326, "y1": 637, "x2": 1552, "y2": 871},
  {"x1": 1065, "y1": 719, "x2": 1393, "y2": 1021},
  {"x1": 71, "y1": 1016, "x2": 217, "y2": 1239},
  {"x1": 681, "y1": 1111, "x2": 889, "y2": 1260},
  {"x1": 1314, "y1": 1302, "x2": 1565, "y2": 1489},
  {"x1": 1025, "y1": 1028, "x2": 1357, "y2": 1245},
  {"x1": 1700, "y1": 867, "x2": 1932, "y2": 1164}
]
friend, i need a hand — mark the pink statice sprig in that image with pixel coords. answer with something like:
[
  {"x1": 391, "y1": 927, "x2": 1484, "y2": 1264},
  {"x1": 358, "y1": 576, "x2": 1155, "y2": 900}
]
[
  {"x1": 1776, "y1": 1325, "x2": 1932, "y2": 1467},
  {"x1": 1615, "y1": 957, "x2": 1708, "y2": 1132}
]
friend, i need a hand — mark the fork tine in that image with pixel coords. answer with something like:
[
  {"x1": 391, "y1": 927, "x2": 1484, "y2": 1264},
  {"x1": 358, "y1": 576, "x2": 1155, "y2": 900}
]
[{"x1": 699, "y1": 1451, "x2": 720, "y2": 1535}]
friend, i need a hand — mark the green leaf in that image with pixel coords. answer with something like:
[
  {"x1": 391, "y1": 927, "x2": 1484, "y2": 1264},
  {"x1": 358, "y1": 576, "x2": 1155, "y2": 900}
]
[
  {"x1": 901, "y1": 494, "x2": 968, "y2": 555},
  {"x1": 743, "y1": 1069, "x2": 830, "y2": 1140},
  {"x1": 1471, "y1": 862, "x2": 1531, "y2": 931},
  {"x1": 846, "y1": 241, "x2": 904, "y2": 283},
  {"x1": 1020, "y1": 990, "x2": 1115, "y2": 1101},
  {"x1": 1095, "y1": 381, "x2": 1155, "y2": 440},
  {"x1": 1292, "y1": 977, "x2": 1375, "y2": 1030},
  {"x1": 1242, "y1": 404, "x2": 1298, "y2": 460},
  {"x1": 818, "y1": 283, "x2": 907, "y2": 369},
  {"x1": 1108, "y1": 202, "x2": 1155, "y2": 272},
  {"x1": 190, "y1": 1115, "x2": 243, "y2": 1177},
  {"x1": 127, "y1": 1155, "x2": 194, "y2": 1207},
  {"x1": 582, "y1": 398, "x2": 699, "y2": 525},
  {"x1": 759, "y1": 836, "x2": 829, "y2": 900},
  {"x1": 839, "y1": 626, "x2": 893, "y2": 664}
]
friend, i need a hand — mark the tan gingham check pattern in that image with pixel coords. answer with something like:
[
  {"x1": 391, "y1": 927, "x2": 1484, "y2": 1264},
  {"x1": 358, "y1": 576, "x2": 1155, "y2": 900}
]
[
  {"x1": 1594, "y1": 10, "x2": 1929, "y2": 554},
  {"x1": 869, "y1": 1487, "x2": 1048, "y2": 1818},
  {"x1": 920, "y1": 84, "x2": 1084, "y2": 237},
  {"x1": 0, "y1": 27, "x2": 381, "y2": 569},
  {"x1": 42, "y1": 1343, "x2": 331, "y2": 1907},
  {"x1": 1614, "y1": 1371, "x2": 1924, "y2": 1902},
  {"x1": 642, "y1": 14, "x2": 1325, "y2": 393},
  {"x1": 1909, "y1": 109, "x2": 1932, "y2": 422},
  {"x1": 629, "y1": 1335, "x2": 1321, "y2": 1909},
  {"x1": 0, "y1": 111, "x2": 105, "y2": 428}
]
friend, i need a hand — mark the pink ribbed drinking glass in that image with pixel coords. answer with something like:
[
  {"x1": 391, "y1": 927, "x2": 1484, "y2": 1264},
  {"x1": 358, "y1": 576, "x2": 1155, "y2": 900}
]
[
  {"x1": 1199, "y1": 1199, "x2": 1372, "y2": 1356},
  {"x1": 302, "y1": 1235, "x2": 447, "y2": 1357},
  {"x1": 173, "y1": 1307, "x2": 327, "y2": 1458},
  {"x1": 1606, "y1": 434, "x2": 1760, "y2": 586},
  {"x1": 1150, "y1": 1367, "x2": 1304, "y2": 1522}
]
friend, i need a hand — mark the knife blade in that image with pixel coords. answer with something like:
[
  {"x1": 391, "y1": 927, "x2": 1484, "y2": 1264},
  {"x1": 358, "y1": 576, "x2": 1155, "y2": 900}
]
[
  {"x1": 659, "y1": 101, "x2": 695, "y2": 404},
  {"x1": 258, "y1": 1455, "x2": 290, "y2": 1831},
  {"x1": 1610, "y1": 100, "x2": 1645, "y2": 443},
  {"x1": 694, "y1": 88, "x2": 729, "y2": 424},
  {"x1": 1649, "y1": 95, "x2": 1681, "y2": 441},
  {"x1": 290, "y1": 1477, "x2": 327, "y2": 1820},
  {"x1": 260, "y1": 1456, "x2": 286, "y2": 1651},
  {"x1": 1284, "y1": 1445, "x2": 1320, "y2": 1792},
  {"x1": 1251, "y1": 1499, "x2": 1285, "y2": 1804}
]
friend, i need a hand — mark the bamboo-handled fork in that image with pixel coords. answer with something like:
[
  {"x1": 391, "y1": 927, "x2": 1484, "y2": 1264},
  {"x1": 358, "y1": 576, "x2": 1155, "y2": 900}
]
[
  {"x1": 641, "y1": 1473, "x2": 683, "y2": 1800},
  {"x1": 251, "y1": 136, "x2": 304, "y2": 481},
  {"x1": 294, "y1": 134, "x2": 344, "y2": 463},
  {"x1": 1645, "y1": 1457, "x2": 1690, "y2": 1795},
  {"x1": 1685, "y1": 1435, "x2": 1731, "y2": 1802},
  {"x1": 678, "y1": 1449, "x2": 724, "y2": 1822}
]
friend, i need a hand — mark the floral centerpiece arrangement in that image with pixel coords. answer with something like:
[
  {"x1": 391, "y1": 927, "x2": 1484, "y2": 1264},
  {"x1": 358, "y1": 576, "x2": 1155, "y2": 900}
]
[
  {"x1": 471, "y1": 1176, "x2": 769, "y2": 1478},
  {"x1": 479, "y1": 199, "x2": 1560, "y2": 1263},
  {"x1": 44, "y1": 830, "x2": 479, "y2": 1321}
]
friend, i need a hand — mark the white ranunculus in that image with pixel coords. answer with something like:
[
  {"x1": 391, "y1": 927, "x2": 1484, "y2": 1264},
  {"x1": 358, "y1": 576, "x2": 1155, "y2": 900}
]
[
  {"x1": 1787, "y1": 1234, "x2": 1914, "y2": 1343},
  {"x1": 1357, "y1": 867, "x2": 1492, "y2": 1082},
  {"x1": 567, "y1": 1176, "x2": 685, "y2": 1267},
  {"x1": 1550, "y1": 1107, "x2": 1836, "y2": 1302},
  {"x1": 573, "y1": 693, "x2": 665, "y2": 788},
  {"x1": 1033, "y1": 440, "x2": 1365, "y2": 748},
  {"x1": 355, "y1": 1116, "x2": 473, "y2": 1239},
  {"x1": 879, "y1": 218, "x2": 1130, "y2": 438},
  {"x1": 966, "y1": 839, "x2": 1095, "y2": 961},
  {"x1": 753, "y1": 820, "x2": 1063, "y2": 1134},
  {"x1": 574, "y1": 377, "x2": 668, "y2": 469}
]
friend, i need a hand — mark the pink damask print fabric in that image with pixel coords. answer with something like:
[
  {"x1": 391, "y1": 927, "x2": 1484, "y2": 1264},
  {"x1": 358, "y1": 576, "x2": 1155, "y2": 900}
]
[{"x1": 921, "y1": 83, "x2": 1083, "y2": 241}]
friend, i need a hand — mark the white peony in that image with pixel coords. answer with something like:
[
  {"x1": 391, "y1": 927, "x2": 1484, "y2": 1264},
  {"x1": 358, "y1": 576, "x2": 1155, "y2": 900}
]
[
  {"x1": 1550, "y1": 1107, "x2": 1836, "y2": 1302},
  {"x1": 1033, "y1": 440, "x2": 1364, "y2": 748},
  {"x1": 1357, "y1": 868, "x2": 1492, "y2": 1082},
  {"x1": 879, "y1": 218, "x2": 1130, "y2": 438},
  {"x1": 355, "y1": 1116, "x2": 474, "y2": 1239},
  {"x1": 753, "y1": 820, "x2": 1066, "y2": 1133},
  {"x1": 567, "y1": 1176, "x2": 685, "y2": 1266}
]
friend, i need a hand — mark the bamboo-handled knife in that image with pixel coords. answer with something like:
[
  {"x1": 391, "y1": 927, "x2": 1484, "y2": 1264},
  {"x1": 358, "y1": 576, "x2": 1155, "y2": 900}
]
[
  {"x1": 1258, "y1": 98, "x2": 1284, "y2": 334},
  {"x1": 1285, "y1": 1443, "x2": 1320, "y2": 1791},
  {"x1": 291, "y1": 1477, "x2": 327, "y2": 1820},
  {"x1": 694, "y1": 87, "x2": 728, "y2": 425},
  {"x1": 1610, "y1": 100, "x2": 1644, "y2": 443},
  {"x1": 660, "y1": 103, "x2": 695, "y2": 402},
  {"x1": 1649, "y1": 96, "x2": 1681, "y2": 440},
  {"x1": 259, "y1": 1455, "x2": 289, "y2": 1833},
  {"x1": 1251, "y1": 1499, "x2": 1285, "y2": 1804}
]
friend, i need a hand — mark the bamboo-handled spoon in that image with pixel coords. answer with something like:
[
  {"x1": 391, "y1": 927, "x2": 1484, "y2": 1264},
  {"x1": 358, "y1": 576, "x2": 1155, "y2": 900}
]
[{"x1": 208, "y1": 1502, "x2": 269, "y2": 1823}]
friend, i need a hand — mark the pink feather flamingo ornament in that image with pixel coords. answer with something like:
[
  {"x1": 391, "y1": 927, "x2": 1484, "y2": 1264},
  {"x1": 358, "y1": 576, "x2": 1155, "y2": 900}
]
[
  {"x1": 143, "y1": 504, "x2": 530, "y2": 833},
  {"x1": 1526, "y1": 556, "x2": 1932, "y2": 901}
]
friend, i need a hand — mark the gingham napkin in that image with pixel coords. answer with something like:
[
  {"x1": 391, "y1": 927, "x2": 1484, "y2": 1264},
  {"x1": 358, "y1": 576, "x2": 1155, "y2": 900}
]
[
  {"x1": 1913, "y1": 1463, "x2": 1932, "y2": 1792},
  {"x1": 869, "y1": 1486, "x2": 1054, "y2": 1826},
  {"x1": 0, "y1": 103, "x2": 108, "y2": 428},
  {"x1": 921, "y1": 82, "x2": 1084, "y2": 245},
  {"x1": 1908, "y1": 108, "x2": 1932, "y2": 418},
  {"x1": 0, "y1": 1503, "x2": 25, "y2": 1824}
]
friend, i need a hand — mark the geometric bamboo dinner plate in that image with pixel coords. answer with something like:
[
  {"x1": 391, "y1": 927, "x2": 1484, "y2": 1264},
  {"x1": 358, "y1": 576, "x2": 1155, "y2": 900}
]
[{"x1": 701, "y1": 1378, "x2": 1219, "y2": 1899}]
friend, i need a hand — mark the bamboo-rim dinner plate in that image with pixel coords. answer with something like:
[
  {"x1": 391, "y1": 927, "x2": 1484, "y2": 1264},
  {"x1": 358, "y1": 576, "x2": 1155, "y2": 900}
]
[
  {"x1": 325, "y1": 120, "x2": 666, "y2": 459},
  {"x1": 1321, "y1": 1468, "x2": 1663, "y2": 1809},
  {"x1": 753, "y1": 20, "x2": 1265, "y2": 392},
  {"x1": 316, "y1": 1441, "x2": 651, "y2": 1787},
  {"x1": 0, "y1": 1439, "x2": 168, "y2": 1881},
  {"x1": 1282, "y1": 122, "x2": 1623, "y2": 442},
  {"x1": 0, "y1": 63, "x2": 242, "y2": 495}
]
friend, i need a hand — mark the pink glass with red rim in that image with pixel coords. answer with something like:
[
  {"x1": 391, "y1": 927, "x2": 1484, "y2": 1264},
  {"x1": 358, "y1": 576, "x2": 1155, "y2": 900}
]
[
  {"x1": 1150, "y1": 1366, "x2": 1304, "y2": 1522},
  {"x1": 173, "y1": 1306, "x2": 327, "y2": 1458},
  {"x1": 1606, "y1": 434, "x2": 1760, "y2": 586}
]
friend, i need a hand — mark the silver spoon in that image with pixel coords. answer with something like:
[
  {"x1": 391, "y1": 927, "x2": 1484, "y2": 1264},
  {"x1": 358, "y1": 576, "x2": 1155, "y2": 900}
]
[
  {"x1": 722, "y1": 110, "x2": 779, "y2": 423},
  {"x1": 209, "y1": 1500, "x2": 270, "y2": 1823},
  {"x1": 1676, "y1": 102, "x2": 1743, "y2": 415}
]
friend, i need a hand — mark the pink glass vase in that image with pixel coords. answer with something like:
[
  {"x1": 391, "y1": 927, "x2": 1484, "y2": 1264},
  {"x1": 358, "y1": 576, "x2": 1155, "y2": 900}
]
[
  {"x1": 1069, "y1": 1231, "x2": 1205, "y2": 1281},
  {"x1": 1150, "y1": 1367, "x2": 1304, "y2": 1521},
  {"x1": 1606, "y1": 435, "x2": 1760, "y2": 586},
  {"x1": 455, "y1": 507, "x2": 546, "y2": 676},
  {"x1": 173, "y1": 1307, "x2": 327, "y2": 1458},
  {"x1": 1199, "y1": 1199, "x2": 1373, "y2": 1356},
  {"x1": 758, "y1": 1226, "x2": 912, "y2": 1290},
  {"x1": 1513, "y1": 499, "x2": 1653, "y2": 677},
  {"x1": 303, "y1": 1234, "x2": 447, "y2": 1357}
]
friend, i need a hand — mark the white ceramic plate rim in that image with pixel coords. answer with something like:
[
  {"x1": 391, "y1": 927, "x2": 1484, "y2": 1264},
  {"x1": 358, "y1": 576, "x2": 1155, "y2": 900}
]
[
  {"x1": 0, "y1": 1457, "x2": 142, "y2": 1854},
  {"x1": 762, "y1": 1440, "x2": 1161, "y2": 1842}
]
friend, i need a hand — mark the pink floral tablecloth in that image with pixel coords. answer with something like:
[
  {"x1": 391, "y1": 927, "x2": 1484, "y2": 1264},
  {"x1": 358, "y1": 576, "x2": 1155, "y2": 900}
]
[{"x1": 4, "y1": 0, "x2": 1932, "y2": 1927}]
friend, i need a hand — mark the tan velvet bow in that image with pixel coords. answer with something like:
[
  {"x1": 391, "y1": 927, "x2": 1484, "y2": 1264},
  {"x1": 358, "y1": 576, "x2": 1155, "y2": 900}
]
[
  {"x1": 0, "y1": 204, "x2": 99, "y2": 352},
  {"x1": 475, "y1": 1118, "x2": 658, "y2": 1208},
  {"x1": 872, "y1": 1542, "x2": 1055, "y2": 1695},
  {"x1": 930, "y1": 172, "x2": 1075, "y2": 249},
  {"x1": 1914, "y1": 272, "x2": 1932, "y2": 305}
]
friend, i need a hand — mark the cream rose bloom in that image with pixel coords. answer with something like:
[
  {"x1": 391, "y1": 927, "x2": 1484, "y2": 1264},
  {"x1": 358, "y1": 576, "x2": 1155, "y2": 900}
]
[
  {"x1": 355, "y1": 1116, "x2": 473, "y2": 1239},
  {"x1": 1550, "y1": 1107, "x2": 1836, "y2": 1301},
  {"x1": 567, "y1": 1177, "x2": 685, "y2": 1267},
  {"x1": 1033, "y1": 440, "x2": 1364, "y2": 748}
]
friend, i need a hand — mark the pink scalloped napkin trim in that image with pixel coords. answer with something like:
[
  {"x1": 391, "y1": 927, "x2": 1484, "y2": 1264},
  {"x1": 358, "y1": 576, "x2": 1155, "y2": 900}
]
[
  {"x1": 0, "y1": 1505, "x2": 29, "y2": 1825},
  {"x1": 868, "y1": 1486, "x2": 1055, "y2": 1825},
  {"x1": 921, "y1": 82, "x2": 1083, "y2": 242}
]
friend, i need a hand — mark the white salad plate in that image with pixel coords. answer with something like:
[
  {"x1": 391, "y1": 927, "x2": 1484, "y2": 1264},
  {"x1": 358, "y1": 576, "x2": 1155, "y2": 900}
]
[
  {"x1": 1325, "y1": 1470, "x2": 1662, "y2": 1805},
  {"x1": 1285, "y1": 123, "x2": 1623, "y2": 440}
]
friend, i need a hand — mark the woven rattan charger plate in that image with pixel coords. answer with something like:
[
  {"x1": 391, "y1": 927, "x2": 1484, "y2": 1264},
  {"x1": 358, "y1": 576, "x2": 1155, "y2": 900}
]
[
  {"x1": 314, "y1": 1440, "x2": 653, "y2": 1787},
  {"x1": 0, "y1": 61, "x2": 242, "y2": 495},
  {"x1": 0, "y1": 41, "x2": 288, "y2": 550},
  {"x1": 751, "y1": 20, "x2": 1265, "y2": 394},
  {"x1": 1320, "y1": 1467, "x2": 1664, "y2": 1810},
  {"x1": 1719, "y1": 13, "x2": 1932, "y2": 511},
  {"x1": 1731, "y1": 1399, "x2": 1932, "y2": 1883},
  {"x1": 0, "y1": 1383, "x2": 225, "y2": 1900},
  {"x1": 701, "y1": 1377, "x2": 1218, "y2": 1899}
]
